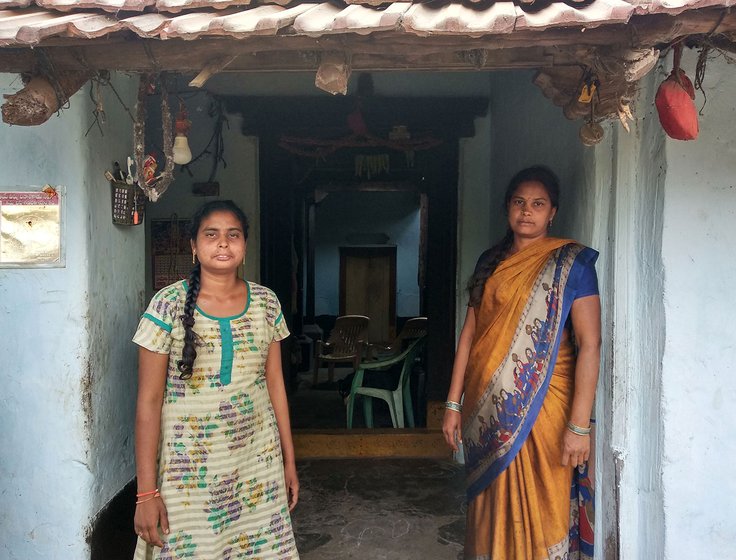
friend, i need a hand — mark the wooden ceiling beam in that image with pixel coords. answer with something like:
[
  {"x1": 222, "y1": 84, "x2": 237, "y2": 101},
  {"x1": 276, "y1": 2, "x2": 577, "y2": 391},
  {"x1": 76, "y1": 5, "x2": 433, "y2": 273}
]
[
  {"x1": 0, "y1": 8, "x2": 732, "y2": 74},
  {"x1": 0, "y1": 43, "x2": 571, "y2": 73}
]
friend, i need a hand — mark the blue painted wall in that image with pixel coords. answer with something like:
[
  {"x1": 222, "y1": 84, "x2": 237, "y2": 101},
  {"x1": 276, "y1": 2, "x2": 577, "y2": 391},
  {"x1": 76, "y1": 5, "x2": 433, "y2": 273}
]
[{"x1": 0, "y1": 72, "x2": 142, "y2": 559}]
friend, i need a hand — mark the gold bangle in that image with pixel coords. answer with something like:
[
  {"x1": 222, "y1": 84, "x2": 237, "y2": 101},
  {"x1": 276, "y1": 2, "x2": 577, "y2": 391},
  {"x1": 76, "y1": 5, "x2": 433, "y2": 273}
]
[{"x1": 567, "y1": 421, "x2": 591, "y2": 436}]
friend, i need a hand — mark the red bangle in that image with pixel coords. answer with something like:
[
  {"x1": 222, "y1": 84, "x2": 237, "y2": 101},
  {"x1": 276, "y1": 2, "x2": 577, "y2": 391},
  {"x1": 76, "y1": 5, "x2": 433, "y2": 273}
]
[
  {"x1": 135, "y1": 492, "x2": 160, "y2": 505},
  {"x1": 136, "y1": 488, "x2": 159, "y2": 498}
]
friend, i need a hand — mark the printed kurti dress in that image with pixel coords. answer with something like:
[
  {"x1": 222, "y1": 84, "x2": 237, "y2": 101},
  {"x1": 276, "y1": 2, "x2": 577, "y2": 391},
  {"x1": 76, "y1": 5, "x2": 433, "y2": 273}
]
[{"x1": 132, "y1": 279, "x2": 299, "y2": 560}]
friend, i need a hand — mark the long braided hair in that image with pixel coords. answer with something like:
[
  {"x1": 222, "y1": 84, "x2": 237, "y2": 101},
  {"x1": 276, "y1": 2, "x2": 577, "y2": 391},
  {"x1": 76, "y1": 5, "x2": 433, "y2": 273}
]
[
  {"x1": 177, "y1": 200, "x2": 250, "y2": 379},
  {"x1": 467, "y1": 166, "x2": 560, "y2": 306}
]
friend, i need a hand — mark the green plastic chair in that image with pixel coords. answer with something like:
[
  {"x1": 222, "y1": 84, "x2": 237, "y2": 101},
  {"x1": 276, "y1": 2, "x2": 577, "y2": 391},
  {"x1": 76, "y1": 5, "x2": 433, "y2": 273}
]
[{"x1": 346, "y1": 335, "x2": 426, "y2": 429}]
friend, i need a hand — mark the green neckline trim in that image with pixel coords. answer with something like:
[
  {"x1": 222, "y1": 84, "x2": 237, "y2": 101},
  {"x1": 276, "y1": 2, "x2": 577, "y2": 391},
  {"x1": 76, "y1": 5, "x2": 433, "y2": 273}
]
[
  {"x1": 142, "y1": 313, "x2": 172, "y2": 333},
  {"x1": 218, "y1": 319, "x2": 234, "y2": 386},
  {"x1": 182, "y1": 279, "x2": 250, "y2": 321}
]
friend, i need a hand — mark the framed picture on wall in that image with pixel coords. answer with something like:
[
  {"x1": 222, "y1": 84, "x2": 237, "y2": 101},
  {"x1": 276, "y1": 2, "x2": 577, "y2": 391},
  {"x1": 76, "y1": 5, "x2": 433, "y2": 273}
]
[{"x1": 151, "y1": 216, "x2": 192, "y2": 290}]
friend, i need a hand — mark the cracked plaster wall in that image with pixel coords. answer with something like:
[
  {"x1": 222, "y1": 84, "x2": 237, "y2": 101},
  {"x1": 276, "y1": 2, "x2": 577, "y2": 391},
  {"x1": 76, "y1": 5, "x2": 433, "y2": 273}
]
[
  {"x1": 0, "y1": 72, "x2": 142, "y2": 559},
  {"x1": 604, "y1": 68, "x2": 667, "y2": 560}
]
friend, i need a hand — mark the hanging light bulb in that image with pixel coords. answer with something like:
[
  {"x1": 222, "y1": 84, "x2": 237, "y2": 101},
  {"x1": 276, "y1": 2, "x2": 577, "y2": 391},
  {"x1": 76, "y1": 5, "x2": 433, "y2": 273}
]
[
  {"x1": 173, "y1": 135, "x2": 192, "y2": 165},
  {"x1": 173, "y1": 101, "x2": 192, "y2": 165}
]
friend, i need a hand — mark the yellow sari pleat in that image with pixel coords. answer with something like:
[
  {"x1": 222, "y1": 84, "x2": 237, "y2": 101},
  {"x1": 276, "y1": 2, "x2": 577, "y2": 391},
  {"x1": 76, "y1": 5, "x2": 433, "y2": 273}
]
[{"x1": 466, "y1": 338, "x2": 576, "y2": 560}]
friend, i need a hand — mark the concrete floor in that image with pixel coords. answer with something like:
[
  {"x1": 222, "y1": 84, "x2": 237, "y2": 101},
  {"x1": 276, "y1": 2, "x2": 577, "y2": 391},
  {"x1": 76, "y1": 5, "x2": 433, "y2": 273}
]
[
  {"x1": 92, "y1": 458, "x2": 466, "y2": 559},
  {"x1": 294, "y1": 459, "x2": 466, "y2": 560}
]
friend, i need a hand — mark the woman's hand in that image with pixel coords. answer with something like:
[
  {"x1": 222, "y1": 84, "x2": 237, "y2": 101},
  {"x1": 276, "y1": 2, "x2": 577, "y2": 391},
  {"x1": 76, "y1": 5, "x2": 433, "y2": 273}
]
[
  {"x1": 442, "y1": 409, "x2": 462, "y2": 453},
  {"x1": 561, "y1": 430, "x2": 590, "y2": 467},
  {"x1": 134, "y1": 497, "x2": 169, "y2": 548},
  {"x1": 442, "y1": 307, "x2": 475, "y2": 454},
  {"x1": 284, "y1": 461, "x2": 300, "y2": 511}
]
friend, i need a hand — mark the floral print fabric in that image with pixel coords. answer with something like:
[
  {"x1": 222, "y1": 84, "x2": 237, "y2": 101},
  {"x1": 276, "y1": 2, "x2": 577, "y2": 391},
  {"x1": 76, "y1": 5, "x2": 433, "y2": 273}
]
[{"x1": 132, "y1": 280, "x2": 298, "y2": 559}]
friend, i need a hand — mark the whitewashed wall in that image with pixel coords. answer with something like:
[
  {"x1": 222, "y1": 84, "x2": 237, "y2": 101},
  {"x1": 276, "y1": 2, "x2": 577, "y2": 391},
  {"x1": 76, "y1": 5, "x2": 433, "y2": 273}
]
[
  {"x1": 599, "y1": 71, "x2": 668, "y2": 560},
  {"x1": 0, "y1": 72, "x2": 141, "y2": 558},
  {"x1": 585, "y1": 50, "x2": 736, "y2": 559},
  {"x1": 85, "y1": 75, "x2": 146, "y2": 515},
  {"x1": 659, "y1": 50, "x2": 736, "y2": 558}
]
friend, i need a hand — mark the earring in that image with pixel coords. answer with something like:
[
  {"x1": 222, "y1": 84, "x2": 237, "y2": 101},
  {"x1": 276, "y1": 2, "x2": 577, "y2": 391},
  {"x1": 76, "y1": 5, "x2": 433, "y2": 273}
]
[
  {"x1": 192, "y1": 252, "x2": 196, "y2": 265},
  {"x1": 548, "y1": 220, "x2": 553, "y2": 229}
]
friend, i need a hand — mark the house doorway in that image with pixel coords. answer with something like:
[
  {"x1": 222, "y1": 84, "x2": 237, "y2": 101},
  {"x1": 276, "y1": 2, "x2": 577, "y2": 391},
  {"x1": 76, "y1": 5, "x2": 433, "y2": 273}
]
[{"x1": 225, "y1": 94, "x2": 487, "y2": 429}]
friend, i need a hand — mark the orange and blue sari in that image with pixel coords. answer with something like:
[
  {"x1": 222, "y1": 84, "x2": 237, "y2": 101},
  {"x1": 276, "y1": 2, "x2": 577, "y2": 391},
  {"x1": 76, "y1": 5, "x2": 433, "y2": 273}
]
[{"x1": 462, "y1": 238, "x2": 598, "y2": 560}]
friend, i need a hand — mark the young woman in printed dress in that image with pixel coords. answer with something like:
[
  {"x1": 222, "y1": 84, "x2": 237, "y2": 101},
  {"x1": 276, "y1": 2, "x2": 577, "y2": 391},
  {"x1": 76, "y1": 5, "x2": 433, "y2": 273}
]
[{"x1": 132, "y1": 200, "x2": 299, "y2": 559}]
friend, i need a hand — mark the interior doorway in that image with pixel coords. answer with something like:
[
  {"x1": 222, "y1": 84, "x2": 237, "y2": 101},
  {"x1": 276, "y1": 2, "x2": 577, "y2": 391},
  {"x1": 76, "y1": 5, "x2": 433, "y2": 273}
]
[
  {"x1": 226, "y1": 93, "x2": 487, "y2": 430},
  {"x1": 294, "y1": 184, "x2": 429, "y2": 429}
]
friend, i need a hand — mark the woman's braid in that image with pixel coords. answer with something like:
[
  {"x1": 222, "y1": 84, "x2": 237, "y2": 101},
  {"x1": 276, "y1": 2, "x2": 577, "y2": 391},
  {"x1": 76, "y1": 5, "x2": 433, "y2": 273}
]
[{"x1": 177, "y1": 262, "x2": 201, "y2": 379}]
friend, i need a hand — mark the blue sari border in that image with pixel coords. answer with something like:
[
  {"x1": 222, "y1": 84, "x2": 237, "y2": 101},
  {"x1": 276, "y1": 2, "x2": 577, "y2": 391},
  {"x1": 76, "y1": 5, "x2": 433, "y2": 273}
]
[{"x1": 465, "y1": 244, "x2": 598, "y2": 501}]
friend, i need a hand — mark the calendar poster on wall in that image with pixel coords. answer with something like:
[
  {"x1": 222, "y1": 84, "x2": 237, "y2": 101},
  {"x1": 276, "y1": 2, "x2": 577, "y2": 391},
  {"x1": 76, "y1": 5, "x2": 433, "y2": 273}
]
[{"x1": 0, "y1": 186, "x2": 63, "y2": 268}]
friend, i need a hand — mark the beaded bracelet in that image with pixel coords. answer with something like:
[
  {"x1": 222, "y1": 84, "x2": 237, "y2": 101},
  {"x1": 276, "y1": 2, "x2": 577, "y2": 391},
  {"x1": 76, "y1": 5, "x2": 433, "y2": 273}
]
[
  {"x1": 567, "y1": 421, "x2": 592, "y2": 436},
  {"x1": 445, "y1": 400, "x2": 462, "y2": 413}
]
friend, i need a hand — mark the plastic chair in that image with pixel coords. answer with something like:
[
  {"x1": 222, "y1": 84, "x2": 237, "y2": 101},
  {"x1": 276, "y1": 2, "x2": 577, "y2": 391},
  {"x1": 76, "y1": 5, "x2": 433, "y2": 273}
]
[
  {"x1": 312, "y1": 315, "x2": 370, "y2": 386},
  {"x1": 346, "y1": 335, "x2": 426, "y2": 429},
  {"x1": 367, "y1": 316, "x2": 427, "y2": 359}
]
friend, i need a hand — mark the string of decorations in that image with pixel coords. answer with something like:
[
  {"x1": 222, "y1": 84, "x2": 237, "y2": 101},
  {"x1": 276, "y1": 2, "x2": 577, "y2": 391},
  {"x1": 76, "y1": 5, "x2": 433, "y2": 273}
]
[{"x1": 278, "y1": 133, "x2": 441, "y2": 159}]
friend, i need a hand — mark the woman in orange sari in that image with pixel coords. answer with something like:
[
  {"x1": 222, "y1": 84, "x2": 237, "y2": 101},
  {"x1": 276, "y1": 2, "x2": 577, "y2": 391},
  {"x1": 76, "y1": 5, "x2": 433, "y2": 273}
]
[{"x1": 443, "y1": 166, "x2": 600, "y2": 560}]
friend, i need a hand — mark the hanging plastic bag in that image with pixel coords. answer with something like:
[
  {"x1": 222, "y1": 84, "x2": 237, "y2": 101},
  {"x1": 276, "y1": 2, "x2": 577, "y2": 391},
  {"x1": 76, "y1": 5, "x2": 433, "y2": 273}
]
[{"x1": 655, "y1": 44, "x2": 699, "y2": 140}]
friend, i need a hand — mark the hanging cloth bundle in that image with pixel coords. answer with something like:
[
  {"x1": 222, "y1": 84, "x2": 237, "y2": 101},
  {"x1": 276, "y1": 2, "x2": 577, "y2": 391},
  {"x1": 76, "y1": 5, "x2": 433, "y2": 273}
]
[{"x1": 655, "y1": 44, "x2": 699, "y2": 141}]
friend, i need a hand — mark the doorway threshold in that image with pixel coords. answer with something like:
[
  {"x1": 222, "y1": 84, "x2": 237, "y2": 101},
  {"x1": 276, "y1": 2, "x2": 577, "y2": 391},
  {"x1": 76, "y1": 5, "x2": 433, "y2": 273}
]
[{"x1": 293, "y1": 429, "x2": 450, "y2": 460}]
